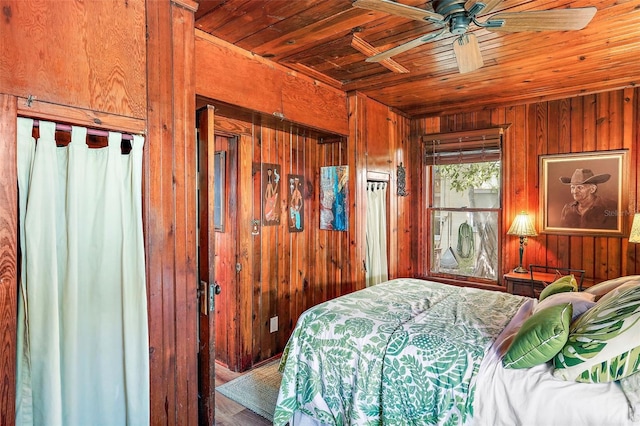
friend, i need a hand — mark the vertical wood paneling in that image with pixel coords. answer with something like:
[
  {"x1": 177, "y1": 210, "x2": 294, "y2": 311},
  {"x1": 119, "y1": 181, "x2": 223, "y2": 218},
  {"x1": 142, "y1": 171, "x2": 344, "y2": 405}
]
[
  {"x1": 395, "y1": 113, "x2": 412, "y2": 277},
  {"x1": 0, "y1": 95, "x2": 17, "y2": 426},
  {"x1": 387, "y1": 109, "x2": 399, "y2": 280},
  {"x1": 348, "y1": 93, "x2": 368, "y2": 290},
  {"x1": 278, "y1": 125, "x2": 291, "y2": 352},
  {"x1": 250, "y1": 120, "x2": 262, "y2": 367},
  {"x1": 506, "y1": 106, "x2": 525, "y2": 267},
  {"x1": 569, "y1": 97, "x2": 585, "y2": 272},
  {"x1": 146, "y1": 1, "x2": 198, "y2": 423},
  {"x1": 208, "y1": 110, "x2": 353, "y2": 371},
  {"x1": 631, "y1": 89, "x2": 640, "y2": 274},
  {"x1": 527, "y1": 103, "x2": 545, "y2": 266},
  {"x1": 171, "y1": 4, "x2": 198, "y2": 421},
  {"x1": 257, "y1": 124, "x2": 269, "y2": 363},
  {"x1": 623, "y1": 88, "x2": 637, "y2": 275},
  {"x1": 408, "y1": 88, "x2": 640, "y2": 289},
  {"x1": 145, "y1": 0, "x2": 176, "y2": 422},
  {"x1": 2, "y1": 0, "x2": 201, "y2": 422},
  {"x1": 304, "y1": 135, "x2": 315, "y2": 311},
  {"x1": 238, "y1": 132, "x2": 255, "y2": 369}
]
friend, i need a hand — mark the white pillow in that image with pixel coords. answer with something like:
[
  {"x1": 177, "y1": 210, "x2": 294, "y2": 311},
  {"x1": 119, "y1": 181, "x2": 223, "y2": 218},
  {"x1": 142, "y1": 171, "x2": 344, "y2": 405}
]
[
  {"x1": 620, "y1": 371, "x2": 640, "y2": 421},
  {"x1": 534, "y1": 291, "x2": 596, "y2": 321},
  {"x1": 584, "y1": 275, "x2": 640, "y2": 300}
]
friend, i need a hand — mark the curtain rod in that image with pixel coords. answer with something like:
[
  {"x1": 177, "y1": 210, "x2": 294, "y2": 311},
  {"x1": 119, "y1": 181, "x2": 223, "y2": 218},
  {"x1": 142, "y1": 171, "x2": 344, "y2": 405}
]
[{"x1": 32, "y1": 119, "x2": 134, "y2": 141}]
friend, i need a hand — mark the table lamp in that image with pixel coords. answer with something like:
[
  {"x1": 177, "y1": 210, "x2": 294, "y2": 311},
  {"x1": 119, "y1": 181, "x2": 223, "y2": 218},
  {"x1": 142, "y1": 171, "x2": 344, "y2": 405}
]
[
  {"x1": 507, "y1": 211, "x2": 537, "y2": 273},
  {"x1": 629, "y1": 213, "x2": 640, "y2": 243}
]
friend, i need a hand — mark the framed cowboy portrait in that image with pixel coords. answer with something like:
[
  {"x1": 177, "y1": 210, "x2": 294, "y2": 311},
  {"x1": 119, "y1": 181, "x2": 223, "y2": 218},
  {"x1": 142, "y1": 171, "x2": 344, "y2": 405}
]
[{"x1": 539, "y1": 150, "x2": 628, "y2": 236}]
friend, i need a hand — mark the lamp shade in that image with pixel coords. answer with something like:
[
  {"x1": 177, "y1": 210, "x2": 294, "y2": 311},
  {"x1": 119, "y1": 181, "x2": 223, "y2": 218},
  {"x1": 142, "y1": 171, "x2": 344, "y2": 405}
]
[
  {"x1": 507, "y1": 211, "x2": 538, "y2": 237},
  {"x1": 630, "y1": 213, "x2": 640, "y2": 243}
]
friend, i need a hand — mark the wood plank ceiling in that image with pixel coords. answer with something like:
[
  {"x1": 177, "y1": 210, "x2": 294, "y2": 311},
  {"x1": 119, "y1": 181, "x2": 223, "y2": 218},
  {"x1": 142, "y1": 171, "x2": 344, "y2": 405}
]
[{"x1": 195, "y1": 0, "x2": 640, "y2": 117}]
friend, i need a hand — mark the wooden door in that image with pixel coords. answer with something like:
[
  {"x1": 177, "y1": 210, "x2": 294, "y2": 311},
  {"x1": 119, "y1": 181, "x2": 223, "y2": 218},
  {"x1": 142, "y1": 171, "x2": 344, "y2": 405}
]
[
  {"x1": 212, "y1": 134, "x2": 238, "y2": 369},
  {"x1": 197, "y1": 106, "x2": 216, "y2": 426}
]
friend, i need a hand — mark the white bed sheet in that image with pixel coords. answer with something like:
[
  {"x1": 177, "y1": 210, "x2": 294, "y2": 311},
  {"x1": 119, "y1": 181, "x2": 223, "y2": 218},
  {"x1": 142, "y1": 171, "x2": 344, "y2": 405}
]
[
  {"x1": 289, "y1": 297, "x2": 637, "y2": 426},
  {"x1": 474, "y1": 298, "x2": 637, "y2": 426}
]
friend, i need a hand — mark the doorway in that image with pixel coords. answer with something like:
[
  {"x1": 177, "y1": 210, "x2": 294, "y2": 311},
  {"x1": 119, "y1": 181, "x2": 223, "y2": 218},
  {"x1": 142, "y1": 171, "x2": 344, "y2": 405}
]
[{"x1": 196, "y1": 106, "x2": 239, "y2": 425}]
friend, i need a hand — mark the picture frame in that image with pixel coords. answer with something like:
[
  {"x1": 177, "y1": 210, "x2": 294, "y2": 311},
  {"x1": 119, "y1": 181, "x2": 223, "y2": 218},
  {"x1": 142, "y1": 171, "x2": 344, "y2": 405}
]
[
  {"x1": 320, "y1": 165, "x2": 349, "y2": 231},
  {"x1": 287, "y1": 174, "x2": 304, "y2": 232},
  {"x1": 261, "y1": 163, "x2": 281, "y2": 226},
  {"x1": 539, "y1": 150, "x2": 628, "y2": 236}
]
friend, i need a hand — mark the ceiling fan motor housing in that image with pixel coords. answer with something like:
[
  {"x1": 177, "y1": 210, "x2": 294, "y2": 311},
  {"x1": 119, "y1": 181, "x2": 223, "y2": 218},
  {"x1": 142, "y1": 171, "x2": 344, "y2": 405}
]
[
  {"x1": 432, "y1": 0, "x2": 467, "y2": 17},
  {"x1": 433, "y1": 0, "x2": 473, "y2": 34},
  {"x1": 450, "y1": 15, "x2": 471, "y2": 34}
]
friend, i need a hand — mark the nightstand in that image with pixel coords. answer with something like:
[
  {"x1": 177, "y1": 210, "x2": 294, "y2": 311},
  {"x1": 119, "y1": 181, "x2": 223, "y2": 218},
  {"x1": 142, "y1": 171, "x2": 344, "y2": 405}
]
[{"x1": 503, "y1": 270, "x2": 559, "y2": 297}]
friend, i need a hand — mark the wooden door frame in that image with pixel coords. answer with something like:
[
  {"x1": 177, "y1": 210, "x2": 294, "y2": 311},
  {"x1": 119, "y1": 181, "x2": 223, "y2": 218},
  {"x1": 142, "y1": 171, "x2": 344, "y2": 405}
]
[
  {"x1": 0, "y1": 94, "x2": 18, "y2": 426},
  {"x1": 197, "y1": 105, "x2": 216, "y2": 425}
]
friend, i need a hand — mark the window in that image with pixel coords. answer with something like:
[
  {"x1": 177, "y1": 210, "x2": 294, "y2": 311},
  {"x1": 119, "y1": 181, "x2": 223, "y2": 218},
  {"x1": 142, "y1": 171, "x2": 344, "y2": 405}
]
[
  {"x1": 424, "y1": 128, "x2": 503, "y2": 282},
  {"x1": 214, "y1": 151, "x2": 226, "y2": 232}
]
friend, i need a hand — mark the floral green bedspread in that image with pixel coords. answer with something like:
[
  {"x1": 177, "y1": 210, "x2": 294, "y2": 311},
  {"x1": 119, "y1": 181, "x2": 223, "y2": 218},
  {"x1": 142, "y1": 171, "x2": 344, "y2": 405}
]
[{"x1": 273, "y1": 278, "x2": 526, "y2": 426}]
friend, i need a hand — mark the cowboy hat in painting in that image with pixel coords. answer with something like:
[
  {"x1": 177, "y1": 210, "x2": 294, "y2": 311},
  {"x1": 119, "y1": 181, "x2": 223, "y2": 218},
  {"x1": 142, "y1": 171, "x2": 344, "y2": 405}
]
[{"x1": 560, "y1": 168, "x2": 611, "y2": 185}]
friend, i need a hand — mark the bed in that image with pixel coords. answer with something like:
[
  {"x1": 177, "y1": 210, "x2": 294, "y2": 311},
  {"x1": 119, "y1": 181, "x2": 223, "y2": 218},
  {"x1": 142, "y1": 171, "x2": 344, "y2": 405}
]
[{"x1": 273, "y1": 277, "x2": 640, "y2": 426}]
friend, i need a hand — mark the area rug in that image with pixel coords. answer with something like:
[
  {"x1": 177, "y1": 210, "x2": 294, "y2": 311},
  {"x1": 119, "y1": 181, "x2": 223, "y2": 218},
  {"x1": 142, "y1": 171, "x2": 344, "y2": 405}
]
[{"x1": 216, "y1": 359, "x2": 283, "y2": 422}]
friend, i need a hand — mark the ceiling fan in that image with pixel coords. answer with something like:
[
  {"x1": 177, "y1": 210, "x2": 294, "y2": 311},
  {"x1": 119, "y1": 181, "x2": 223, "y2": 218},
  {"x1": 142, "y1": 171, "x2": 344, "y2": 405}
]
[{"x1": 352, "y1": 0, "x2": 596, "y2": 73}]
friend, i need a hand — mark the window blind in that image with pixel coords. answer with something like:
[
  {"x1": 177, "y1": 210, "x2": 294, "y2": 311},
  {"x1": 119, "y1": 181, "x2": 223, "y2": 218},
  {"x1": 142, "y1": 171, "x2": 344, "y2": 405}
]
[{"x1": 423, "y1": 127, "x2": 503, "y2": 164}]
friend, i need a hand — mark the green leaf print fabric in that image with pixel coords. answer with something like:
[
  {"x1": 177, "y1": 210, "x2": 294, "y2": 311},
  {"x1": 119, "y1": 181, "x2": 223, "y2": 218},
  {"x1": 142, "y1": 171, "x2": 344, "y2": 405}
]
[{"x1": 273, "y1": 278, "x2": 526, "y2": 426}]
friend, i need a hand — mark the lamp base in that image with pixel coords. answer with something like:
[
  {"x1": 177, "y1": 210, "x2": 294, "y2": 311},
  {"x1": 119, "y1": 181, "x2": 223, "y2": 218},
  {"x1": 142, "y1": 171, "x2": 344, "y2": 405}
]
[{"x1": 513, "y1": 266, "x2": 529, "y2": 274}]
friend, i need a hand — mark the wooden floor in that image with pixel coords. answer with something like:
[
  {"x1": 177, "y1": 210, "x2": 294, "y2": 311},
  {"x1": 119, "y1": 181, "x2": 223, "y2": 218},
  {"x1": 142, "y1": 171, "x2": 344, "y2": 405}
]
[{"x1": 214, "y1": 362, "x2": 274, "y2": 426}]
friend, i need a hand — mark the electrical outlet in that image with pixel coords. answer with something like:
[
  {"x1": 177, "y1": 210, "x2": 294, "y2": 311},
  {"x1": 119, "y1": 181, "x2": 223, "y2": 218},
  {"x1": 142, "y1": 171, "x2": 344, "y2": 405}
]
[{"x1": 270, "y1": 316, "x2": 278, "y2": 333}]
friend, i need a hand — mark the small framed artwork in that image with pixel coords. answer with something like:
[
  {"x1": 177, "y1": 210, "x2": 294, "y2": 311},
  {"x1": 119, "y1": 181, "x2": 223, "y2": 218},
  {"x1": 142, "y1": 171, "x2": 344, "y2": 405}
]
[
  {"x1": 539, "y1": 150, "x2": 628, "y2": 236},
  {"x1": 262, "y1": 163, "x2": 281, "y2": 226},
  {"x1": 320, "y1": 165, "x2": 349, "y2": 231},
  {"x1": 288, "y1": 174, "x2": 304, "y2": 232}
]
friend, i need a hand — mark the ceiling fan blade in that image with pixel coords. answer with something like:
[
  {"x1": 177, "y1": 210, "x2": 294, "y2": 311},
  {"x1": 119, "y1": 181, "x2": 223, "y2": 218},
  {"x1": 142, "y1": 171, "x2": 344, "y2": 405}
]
[
  {"x1": 464, "y1": 0, "x2": 503, "y2": 16},
  {"x1": 452, "y1": 33, "x2": 484, "y2": 73},
  {"x1": 366, "y1": 29, "x2": 446, "y2": 62},
  {"x1": 486, "y1": 7, "x2": 597, "y2": 32},
  {"x1": 352, "y1": 0, "x2": 444, "y2": 23}
]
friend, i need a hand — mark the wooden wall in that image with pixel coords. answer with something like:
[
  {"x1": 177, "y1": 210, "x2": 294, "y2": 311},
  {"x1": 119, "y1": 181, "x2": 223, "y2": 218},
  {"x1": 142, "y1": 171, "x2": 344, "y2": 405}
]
[
  {"x1": 1, "y1": 1, "x2": 638, "y2": 423},
  {"x1": 348, "y1": 92, "x2": 416, "y2": 279},
  {"x1": 206, "y1": 108, "x2": 354, "y2": 371},
  {"x1": 145, "y1": 1, "x2": 199, "y2": 424},
  {"x1": 0, "y1": 0, "x2": 200, "y2": 424},
  {"x1": 1, "y1": 0, "x2": 147, "y2": 119},
  {"x1": 409, "y1": 88, "x2": 640, "y2": 285},
  {"x1": 204, "y1": 92, "x2": 423, "y2": 371}
]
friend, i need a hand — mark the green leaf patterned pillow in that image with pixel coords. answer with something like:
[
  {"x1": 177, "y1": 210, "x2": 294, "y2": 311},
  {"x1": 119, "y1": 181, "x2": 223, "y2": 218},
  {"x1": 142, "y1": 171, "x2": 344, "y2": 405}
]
[
  {"x1": 553, "y1": 282, "x2": 640, "y2": 383},
  {"x1": 503, "y1": 303, "x2": 572, "y2": 369},
  {"x1": 539, "y1": 275, "x2": 578, "y2": 301}
]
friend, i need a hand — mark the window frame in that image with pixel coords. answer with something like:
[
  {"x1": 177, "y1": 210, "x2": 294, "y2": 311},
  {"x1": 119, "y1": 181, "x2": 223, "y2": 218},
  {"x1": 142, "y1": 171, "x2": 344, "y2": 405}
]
[{"x1": 422, "y1": 128, "x2": 504, "y2": 285}]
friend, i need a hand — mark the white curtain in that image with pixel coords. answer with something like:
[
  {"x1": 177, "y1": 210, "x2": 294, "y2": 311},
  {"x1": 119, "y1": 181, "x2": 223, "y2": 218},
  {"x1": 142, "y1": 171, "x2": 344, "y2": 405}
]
[
  {"x1": 16, "y1": 118, "x2": 149, "y2": 426},
  {"x1": 365, "y1": 181, "x2": 388, "y2": 287}
]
